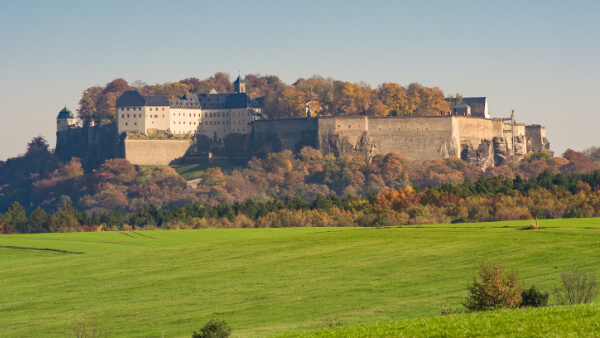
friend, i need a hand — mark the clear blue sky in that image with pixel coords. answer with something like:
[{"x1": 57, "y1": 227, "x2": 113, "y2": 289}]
[{"x1": 1, "y1": 0, "x2": 598, "y2": 160}]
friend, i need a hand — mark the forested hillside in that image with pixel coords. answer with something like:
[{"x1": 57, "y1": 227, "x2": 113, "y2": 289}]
[{"x1": 2, "y1": 136, "x2": 600, "y2": 233}]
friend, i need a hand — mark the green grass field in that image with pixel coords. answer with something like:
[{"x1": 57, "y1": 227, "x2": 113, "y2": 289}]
[
  {"x1": 290, "y1": 304, "x2": 600, "y2": 337},
  {"x1": 1, "y1": 218, "x2": 600, "y2": 337},
  {"x1": 139, "y1": 163, "x2": 235, "y2": 180}
]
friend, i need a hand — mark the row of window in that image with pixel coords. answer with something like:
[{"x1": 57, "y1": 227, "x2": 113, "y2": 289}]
[
  {"x1": 121, "y1": 114, "x2": 165, "y2": 119},
  {"x1": 119, "y1": 107, "x2": 166, "y2": 112}
]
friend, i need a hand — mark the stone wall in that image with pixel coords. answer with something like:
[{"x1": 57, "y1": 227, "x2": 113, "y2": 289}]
[
  {"x1": 124, "y1": 139, "x2": 193, "y2": 165},
  {"x1": 316, "y1": 116, "x2": 459, "y2": 161},
  {"x1": 250, "y1": 115, "x2": 550, "y2": 168},
  {"x1": 251, "y1": 118, "x2": 318, "y2": 155},
  {"x1": 55, "y1": 122, "x2": 120, "y2": 170}
]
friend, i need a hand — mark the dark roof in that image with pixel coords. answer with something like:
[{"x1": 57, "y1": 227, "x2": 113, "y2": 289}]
[
  {"x1": 117, "y1": 90, "x2": 262, "y2": 110},
  {"x1": 446, "y1": 97, "x2": 487, "y2": 117},
  {"x1": 233, "y1": 75, "x2": 245, "y2": 84},
  {"x1": 193, "y1": 93, "x2": 260, "y2": 109},
  {"x1": 57, "y1": 106, "x2": 74, "y2": 119},
  {"x1": 116, "y1": 91, "x2": 169, "y2": 107},
  {"x1": 454, "y1": 103, "x2": 470, "y2": 109}
]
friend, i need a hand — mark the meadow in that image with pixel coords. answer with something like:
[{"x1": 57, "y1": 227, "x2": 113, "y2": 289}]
[{"x1": 1, "y1": 218, "x2": 600, "y2": 337}]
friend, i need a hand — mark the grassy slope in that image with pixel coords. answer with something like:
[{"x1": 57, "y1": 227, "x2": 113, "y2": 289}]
[
  {"x1": 137, "y1": 163, "x2": 234, "y2": 180},
  {"x1": 1, "y1": 219, "x2": 600, "y2": 337},
  {"x1": 289, "y1": 304, "x2": 600, "y2": 337}
]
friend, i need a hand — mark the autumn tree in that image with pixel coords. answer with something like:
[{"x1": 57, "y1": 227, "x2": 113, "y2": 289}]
[
  {"x1": 413, "y1": 86, "x2": 449, "y2": 116},
  {"x1": 463, "y1": 262, "x2": 523, "y2": 312},
  {"x1": 77, "y1": 86, "x2": 102, "y2": 120},
  {"x1": 333, "y1": 81, "x2": 370, "y2": 115},
  {"x1": 379, "y1": 82, "x2": 407, "y2": 116}
]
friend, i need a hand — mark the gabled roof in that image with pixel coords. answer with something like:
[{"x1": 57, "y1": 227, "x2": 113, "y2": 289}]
[
  {"x1": 57, "y1": 106, "x2": 74, "y2": 119},
  {"x1": 116, "y1": 91, "x2": 169, "y2": 107},
  {"x1": 233, "y1": 75, "x2": 245, "y2": 84}
]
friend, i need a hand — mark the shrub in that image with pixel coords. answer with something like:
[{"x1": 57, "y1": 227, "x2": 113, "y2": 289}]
[
  {"x1": 192, "y1": 319, "x2": 231, "y2": 338},
  {"x1": 554, "y1": 269, "x2": 598, "y2": 305},
  {"x1": 463, "y1": 262, "x2": 523, "y2": 312},
  {"x1": 520, "y1": 285, "x2": 549, "y2": 307}
]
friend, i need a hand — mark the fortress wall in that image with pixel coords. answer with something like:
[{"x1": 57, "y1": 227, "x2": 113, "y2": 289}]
[
  {"x1": 457, "y1": 117, "x2": 504, "y2": 148},
  {"x1": 252, "y1": 118, "x2": 318, "y2": 151},
  {"x1": 525, "y1": 125, "x2": 544, "y2": 152},
  {"x1": 368, "y1": 117, "x2": 459, "y2": 160},
  {"x1": 317, "y1": 116, "x2": 459, "y2": 160},
  {"x1": 124, "y1": 139, "x2": 193, "y2": 165}
]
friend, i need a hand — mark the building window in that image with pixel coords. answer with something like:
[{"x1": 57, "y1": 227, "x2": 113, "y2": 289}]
[
  {"x1": 121, "y1": 114, "x2": 124, "y2": 118},
  {"x1": 162, "y1": 108, "x2": 165, "y2": 111},
  {"x1": 127, "y1": 114, "x2": 130, "y2": 118},
  {"x1": 125, "y1": 122, "x2": 128, "y2": 126},
  {"x1": 134, "y1": 122, "x2": 137, "y2": 126},
  {"x1": 127, "y1": 107, "x2": 130, "y2": 111},
  {"x1": 150, "y1": 108, "x2": 152, "y2": 111}
]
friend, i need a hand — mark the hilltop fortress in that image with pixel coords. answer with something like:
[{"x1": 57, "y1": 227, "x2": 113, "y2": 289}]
[{"x1": 56, "y1": 80, "x2": 550, "y2": 169}]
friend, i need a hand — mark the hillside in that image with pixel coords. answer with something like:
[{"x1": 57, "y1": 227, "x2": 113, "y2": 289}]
[
  {"x1": 289, "y1": 304, "x2": 600, "y2": 337},
  {"x1": 1, "y1": 219, "x2": 599, "y2": 336}
]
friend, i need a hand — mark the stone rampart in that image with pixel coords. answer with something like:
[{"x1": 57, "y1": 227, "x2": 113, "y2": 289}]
[
  {"x1": 317, "y1": 116, "x2": 460, "y2": 160},
  {"x1": 124, "y1": 139, "x2": 193, "y2": 165}
]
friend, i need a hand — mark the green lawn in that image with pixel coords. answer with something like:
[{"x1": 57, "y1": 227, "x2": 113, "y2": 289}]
[
  {"x1": 290, "y1": 304, "x2": 600, "y2": 337},
  {"x1": 1, "y1": 219, "x2": 600, "y2": 337},
  {"x1": 138, "y1": 163, "x2": 234, "y2": 180}
]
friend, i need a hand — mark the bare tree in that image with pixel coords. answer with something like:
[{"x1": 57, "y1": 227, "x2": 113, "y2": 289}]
[{"x1": 554, "y1": 269, "x2": 598, "y2": 305}]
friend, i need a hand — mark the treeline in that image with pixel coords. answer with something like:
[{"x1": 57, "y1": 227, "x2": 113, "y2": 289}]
[
  {"x1": 2, "y1": 136, "x2": 600, "y2": 216},
  {"x1": 3, "y1": 168, "x2": 600, "y2": 233},
  {"x1": 76, "y1": 72, "x2": 451, "y2": 121}
]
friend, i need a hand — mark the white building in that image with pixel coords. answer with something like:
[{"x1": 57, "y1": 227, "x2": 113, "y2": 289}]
[{"x1": 115, "y1": 77, "x2": 262, "y2": 144}]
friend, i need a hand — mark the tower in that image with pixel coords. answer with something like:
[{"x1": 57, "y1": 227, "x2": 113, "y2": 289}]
[
  {"x1": 233, "y1": 75, "x2": 246, "y2": 94},
  {"x1": 56, "y1": 106, "x2": 77, "y2": 132}
]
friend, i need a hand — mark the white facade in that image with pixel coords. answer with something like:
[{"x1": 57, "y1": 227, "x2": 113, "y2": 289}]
[{"x1": 115, "y1": 90, "x2": 261, "y2": 144}]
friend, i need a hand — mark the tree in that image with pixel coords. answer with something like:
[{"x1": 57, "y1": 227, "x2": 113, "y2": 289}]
[
  {"x1": 554, "y1": 269, "x2": 598, "y2": 305},
  {"x1": 463, "y1": 262, "x2": 523, "y2": 311},
  {"x1": 379, "y1": 82, "x2": 407, "y2": 116},
  {"x1": 77, "y1": 86, "x2": 102, "y2": 120},
  {"x1": 26, "y1": 136, "x2": 50, "y2": 156},
  {"x1": 4, "y1": 202, "x2": 27, "y2": 233},
  {"x1": 520, "y1": 285, "x2": 549, "y2": 307},
  {"x1": 28, "y1": 207, "x2": 49, "y2": 233},
  {"x1": 192, "y1": 319, "x2": 231, "y2": 338}
]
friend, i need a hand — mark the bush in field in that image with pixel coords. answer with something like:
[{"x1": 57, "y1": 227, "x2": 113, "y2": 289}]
[
  {"x1": 463, "y1": 262, "x2": 523, "y2": 312},
  {"x1": 554, "y1": 269, "x2": 598, "y2": 305},
  {"x1": 520, "y1": 285, "x2": 549, "y2": 307},
  {"x1": 192, "y1": 319, "x2": 231, "y2": 338}
]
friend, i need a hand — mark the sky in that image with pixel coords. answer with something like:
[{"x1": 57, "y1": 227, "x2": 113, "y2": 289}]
[{"x1": 0, "y1": 0, "x2": 598, "y2": 161}]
